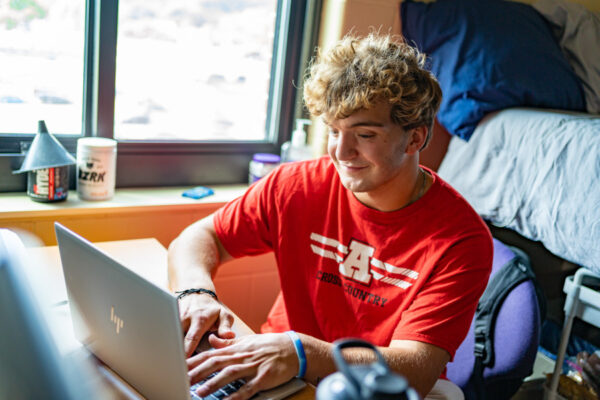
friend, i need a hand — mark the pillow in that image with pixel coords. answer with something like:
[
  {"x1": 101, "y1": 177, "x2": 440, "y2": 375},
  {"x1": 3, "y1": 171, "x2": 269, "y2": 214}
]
[
  {"x1": 401, "y1": 0, "x2": 586, "y2": 141},
  {"x1": 533, "y1": 0, "x2": 600, "y2": 114}
]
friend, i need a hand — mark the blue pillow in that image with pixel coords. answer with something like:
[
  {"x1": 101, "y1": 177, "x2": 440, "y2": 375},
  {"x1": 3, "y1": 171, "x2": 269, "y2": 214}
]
[{"x1": 401, "y1": 0, "x2": 585, "y2": 141}]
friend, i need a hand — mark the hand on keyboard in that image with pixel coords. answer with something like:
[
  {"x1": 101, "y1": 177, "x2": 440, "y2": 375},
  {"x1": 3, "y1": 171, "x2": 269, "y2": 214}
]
[
  {"x1": 190, "y1": 372, "x2": 246, "y2": 400},
  {"x1": 188, "y1": 333, "x2": 248, "y2": 400},
  {"x1": 179, "y1": 291, "x2": 236, "y2": 357},
  {"x1": 187, "y1": 332, "x2": 299, "y2": 400}
]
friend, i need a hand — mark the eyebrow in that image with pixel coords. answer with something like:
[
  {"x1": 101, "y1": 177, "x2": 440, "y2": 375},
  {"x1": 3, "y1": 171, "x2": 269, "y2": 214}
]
[
  {"x1": 349, "y1": 121, "x2": 385, "y2": 128},
  {"x1": 328, "y1": 120, "x2": 385, "y2": 129}
]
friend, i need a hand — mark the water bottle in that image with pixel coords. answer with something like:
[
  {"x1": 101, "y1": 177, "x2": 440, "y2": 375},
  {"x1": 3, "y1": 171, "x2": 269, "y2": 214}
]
[{"x1": 316, "y1": 338, "x2": 421, "y2": 400}]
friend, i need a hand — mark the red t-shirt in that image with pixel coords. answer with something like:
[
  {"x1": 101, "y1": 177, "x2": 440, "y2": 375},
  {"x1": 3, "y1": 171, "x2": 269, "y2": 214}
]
[{"x1": 214, "y1": 157, "x2": 492, "y2": 359}]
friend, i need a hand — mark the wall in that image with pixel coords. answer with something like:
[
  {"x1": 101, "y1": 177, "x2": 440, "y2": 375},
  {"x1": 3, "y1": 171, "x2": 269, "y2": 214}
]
[{"x1": 309, "y1": 0, "x2": 403, "y2": 157}]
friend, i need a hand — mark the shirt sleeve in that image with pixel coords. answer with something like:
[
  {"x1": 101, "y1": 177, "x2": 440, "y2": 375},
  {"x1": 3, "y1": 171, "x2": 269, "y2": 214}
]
[
  {"x1": 213, "y1": 168, "x2": 281, "y2": 258},
  {"x1": 391, "y1": 234, "x2": 493, "y2": 359}
]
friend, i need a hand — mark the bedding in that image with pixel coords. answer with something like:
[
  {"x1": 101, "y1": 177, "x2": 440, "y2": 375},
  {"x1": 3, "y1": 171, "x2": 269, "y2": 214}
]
[
  {"x1": 398, "y1": 0, "x2": 600, "y2": 273},
  {"x1": 532, "y1": 0, "x2": 600, "y2": 113},
  {"x1": 437, "y1": 108, "x2": 600, "y2": 274},
  {"x1": 401, "y1": 0, "x2": 586, "y2": 141}
]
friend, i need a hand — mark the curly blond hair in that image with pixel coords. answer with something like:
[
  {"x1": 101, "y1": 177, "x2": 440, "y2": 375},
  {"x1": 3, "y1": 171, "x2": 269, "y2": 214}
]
[{"x1": 303, "y1": 33, "x2": 442, "y2": 147}]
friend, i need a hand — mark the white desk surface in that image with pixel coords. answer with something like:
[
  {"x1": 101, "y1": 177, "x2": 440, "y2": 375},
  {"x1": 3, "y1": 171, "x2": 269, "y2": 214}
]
[{"x1": 29, "y1": 238, "x2": 168, "y2": 306}]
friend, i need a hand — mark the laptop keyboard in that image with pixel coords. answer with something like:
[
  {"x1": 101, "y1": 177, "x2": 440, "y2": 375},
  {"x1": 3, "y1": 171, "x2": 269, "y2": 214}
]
[{"x1": 190, "y1": 371, "x2": 247, "y2": 400}]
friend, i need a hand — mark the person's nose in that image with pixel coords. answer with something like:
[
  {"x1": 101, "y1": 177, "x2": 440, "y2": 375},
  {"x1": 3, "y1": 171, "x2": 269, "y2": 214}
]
[{"x1": 335, "y1": 132, "x2": 357, "y2": 161}]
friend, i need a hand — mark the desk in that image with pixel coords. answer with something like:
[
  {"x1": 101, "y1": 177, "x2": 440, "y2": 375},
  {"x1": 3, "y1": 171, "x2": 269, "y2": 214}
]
[{"x1": 30, "y1": 239, "x2": 314, "y2": 400}]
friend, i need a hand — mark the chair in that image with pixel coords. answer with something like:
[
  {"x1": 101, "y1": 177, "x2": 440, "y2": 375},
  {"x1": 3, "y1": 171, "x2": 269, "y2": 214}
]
[{"x1": 446, "y1": 239, "x2": 543, "y2": 400}]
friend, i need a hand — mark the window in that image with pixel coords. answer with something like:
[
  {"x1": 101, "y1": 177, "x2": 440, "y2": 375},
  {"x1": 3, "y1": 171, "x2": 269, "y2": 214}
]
[
  {"x1": 0, "y1": 0, "x2": 313, "y2": 192},
  {"x1": 0, "y1": 1, "x2": 85, "y2": 135},
  {"x1": 114, "y1": 1, "x2": 279, "y2": 142}
]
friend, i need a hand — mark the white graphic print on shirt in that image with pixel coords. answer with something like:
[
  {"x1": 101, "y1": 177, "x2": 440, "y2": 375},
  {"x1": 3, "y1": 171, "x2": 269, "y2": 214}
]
[{"x1": 309, "y1": 232, "x2": 419, "y2": 289}]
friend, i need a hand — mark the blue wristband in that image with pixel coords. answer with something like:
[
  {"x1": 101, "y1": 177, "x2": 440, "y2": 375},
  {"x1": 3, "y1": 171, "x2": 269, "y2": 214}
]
[{"x1": 285, "y1": 330, "x2": 306, "y2": 379}]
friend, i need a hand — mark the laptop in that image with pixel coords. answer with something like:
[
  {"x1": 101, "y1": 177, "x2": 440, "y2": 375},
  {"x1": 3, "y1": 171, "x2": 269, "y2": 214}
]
[
  {"x1": 0, "y1": 229, "x2": 99, "y2": 400},
  {"x1": 54, "y1": 222, "x2": 306, "y2": 400}
]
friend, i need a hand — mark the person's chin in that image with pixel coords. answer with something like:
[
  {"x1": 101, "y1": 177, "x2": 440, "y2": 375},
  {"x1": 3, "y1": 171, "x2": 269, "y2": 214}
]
[{"x1": 340, "y1": 177, "x2": 368, "y2": 193}]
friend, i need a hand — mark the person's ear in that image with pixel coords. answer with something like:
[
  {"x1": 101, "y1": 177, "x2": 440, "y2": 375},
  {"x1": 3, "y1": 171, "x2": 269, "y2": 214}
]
[{"x1": 405, "y1": 126, "x2": 428, "y2": 155}]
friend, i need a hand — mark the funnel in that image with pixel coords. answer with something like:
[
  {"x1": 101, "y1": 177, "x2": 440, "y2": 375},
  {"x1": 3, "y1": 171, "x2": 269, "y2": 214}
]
[{"x1": 13, "y1": 121, "x2": 76, "y2": 174}]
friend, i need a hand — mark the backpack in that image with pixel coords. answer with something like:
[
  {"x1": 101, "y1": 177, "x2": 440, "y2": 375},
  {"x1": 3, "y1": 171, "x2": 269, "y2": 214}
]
[{"x1": 470, "y1": 244, "x2": 547, "y2": 400}]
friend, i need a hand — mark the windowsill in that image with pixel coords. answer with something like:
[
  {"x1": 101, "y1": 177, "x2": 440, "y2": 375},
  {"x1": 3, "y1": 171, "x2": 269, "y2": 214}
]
[{"x1": 0, "y1": 184, "x2": 249, "y2": 219}]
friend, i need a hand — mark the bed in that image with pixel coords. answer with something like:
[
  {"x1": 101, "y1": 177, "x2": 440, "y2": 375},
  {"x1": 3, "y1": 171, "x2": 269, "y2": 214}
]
[
  {"x1": 399, "y1": 0, "x2": 600, "y2": 280},
  {"x1": 438, "y1": 108, "x2": 600, "y2": 275}
]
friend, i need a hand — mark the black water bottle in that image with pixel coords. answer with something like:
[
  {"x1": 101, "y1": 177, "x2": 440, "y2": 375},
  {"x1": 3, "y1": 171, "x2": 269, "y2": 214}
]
[{"x1": 316, "y1": 338, "x2": 421, "y2": 400}]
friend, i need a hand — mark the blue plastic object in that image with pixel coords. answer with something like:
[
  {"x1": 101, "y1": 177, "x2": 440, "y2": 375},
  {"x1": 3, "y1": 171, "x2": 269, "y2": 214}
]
[{"x1": 182, "y1": 186, "x2": 214, "y2": 200}]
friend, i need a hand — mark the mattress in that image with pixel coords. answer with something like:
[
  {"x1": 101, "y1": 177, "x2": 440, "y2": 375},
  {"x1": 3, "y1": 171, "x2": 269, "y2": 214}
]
[{"x1": 438, "y1": 107, "x2": 600, "y2": 274}]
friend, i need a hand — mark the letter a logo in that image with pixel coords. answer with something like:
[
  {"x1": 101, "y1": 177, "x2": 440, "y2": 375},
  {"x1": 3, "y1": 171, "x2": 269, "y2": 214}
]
[{"x1": 339, "y1": 240, "x2": 374, "y2": 285}]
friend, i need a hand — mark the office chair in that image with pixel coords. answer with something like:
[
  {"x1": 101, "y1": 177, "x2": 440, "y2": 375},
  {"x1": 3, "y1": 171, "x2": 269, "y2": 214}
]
[{"x1": 446, "y1": 239, "x2": 543, "y2": 400}]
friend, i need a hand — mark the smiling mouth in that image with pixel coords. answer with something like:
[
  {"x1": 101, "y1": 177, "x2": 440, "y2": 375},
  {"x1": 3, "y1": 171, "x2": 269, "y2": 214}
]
[{"x1": 340, "y1": 164, "x2": 367, "y2": 172}]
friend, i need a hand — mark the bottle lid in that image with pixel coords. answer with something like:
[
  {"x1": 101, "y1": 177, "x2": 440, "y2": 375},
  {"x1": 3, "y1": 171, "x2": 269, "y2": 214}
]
[
  {"x1": 252, "y1": 153, "x2": 280, "y2": 164},
  {"x1": 77, "y1": 137, "x2": 117, "y2": 149},
  {"x1": 292, "y1": 119, "x2": 311, "y2": 147}
]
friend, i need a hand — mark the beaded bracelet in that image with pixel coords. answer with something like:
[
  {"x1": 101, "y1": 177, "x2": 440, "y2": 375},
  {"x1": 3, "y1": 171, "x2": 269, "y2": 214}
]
[{"x1": 175, "y1": 288, "x2": 218, "y2": 301}]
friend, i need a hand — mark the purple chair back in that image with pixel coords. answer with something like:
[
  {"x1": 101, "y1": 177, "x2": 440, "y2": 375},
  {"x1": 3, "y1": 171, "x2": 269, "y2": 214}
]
[{"x1": 446, "y1": 239, "x2": 541, "y2": 399}]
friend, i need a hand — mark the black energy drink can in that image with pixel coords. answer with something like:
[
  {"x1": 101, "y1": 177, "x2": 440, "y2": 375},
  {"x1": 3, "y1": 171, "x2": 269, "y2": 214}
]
[{"x1": 26, "y1": 166, "x2": 69, "y2": 202}]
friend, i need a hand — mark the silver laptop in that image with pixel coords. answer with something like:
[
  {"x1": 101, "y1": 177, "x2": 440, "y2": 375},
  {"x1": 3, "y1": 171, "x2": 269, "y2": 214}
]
[{"x1": 54, "y1": 222, "x2": 306, "y2": 400}]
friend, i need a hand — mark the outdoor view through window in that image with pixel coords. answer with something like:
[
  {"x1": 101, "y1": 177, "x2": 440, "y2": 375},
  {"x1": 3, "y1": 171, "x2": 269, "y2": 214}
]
[
  {"x1": 0, "y1": 0, "x2": 85, "y2": 135},
  {"x1": 1, "y1": 0, "x2": 278, "y2": 141},
  {"x1": 115, "y1": 0, "x2": 278, "y2": 141}
]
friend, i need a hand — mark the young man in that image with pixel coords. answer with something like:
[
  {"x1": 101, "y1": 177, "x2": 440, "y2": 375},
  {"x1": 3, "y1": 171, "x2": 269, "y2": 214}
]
[{"x1": 168, "y1": 34, "x2": 493, "y2": 400}]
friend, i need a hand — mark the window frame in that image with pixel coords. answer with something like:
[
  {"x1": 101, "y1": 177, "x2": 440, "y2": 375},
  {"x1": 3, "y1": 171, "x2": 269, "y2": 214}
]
[{"x1": 0, "y1": 0, "x2": 312, "y2": 192}]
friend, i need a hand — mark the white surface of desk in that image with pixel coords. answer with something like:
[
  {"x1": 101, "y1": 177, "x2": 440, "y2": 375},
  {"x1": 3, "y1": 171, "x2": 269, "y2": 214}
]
[{"x1": 29, "y1": 238, "x2": 169, "y2": 306}]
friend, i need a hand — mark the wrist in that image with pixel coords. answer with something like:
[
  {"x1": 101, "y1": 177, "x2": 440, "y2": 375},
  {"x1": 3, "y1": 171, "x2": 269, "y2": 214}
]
[
  {"x1": 175, "y1": 288, "x2": 218, "y2": 302},
  {"x1": 285, "y1": 330, "x2": 307, "y2": 379}
]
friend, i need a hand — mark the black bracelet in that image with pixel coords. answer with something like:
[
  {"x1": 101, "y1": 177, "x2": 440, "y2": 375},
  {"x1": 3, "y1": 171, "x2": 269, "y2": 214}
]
[{"x1": 175, "y1": 288, "x2": 219, "y2": 301}]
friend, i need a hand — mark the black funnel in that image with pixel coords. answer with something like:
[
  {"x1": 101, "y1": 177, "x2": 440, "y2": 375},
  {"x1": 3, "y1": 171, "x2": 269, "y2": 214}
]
[{"x1": 13, "y1": 121, "x2": 76, "y2": 174}]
